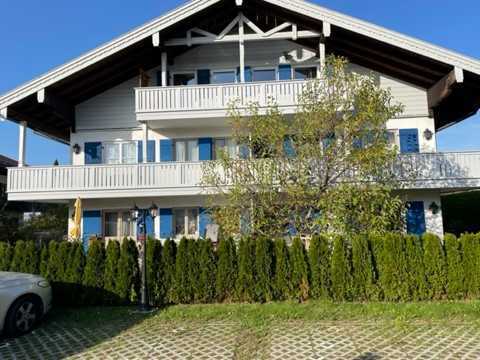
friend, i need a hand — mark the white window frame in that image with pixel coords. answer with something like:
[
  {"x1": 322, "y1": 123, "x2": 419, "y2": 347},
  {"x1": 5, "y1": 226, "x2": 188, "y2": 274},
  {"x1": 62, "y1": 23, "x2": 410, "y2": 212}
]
[
  {"x1": 174, "y1": 139, "x2": 199, "y2": 162},
  {"x1": 103, "y1": 210, "x2": 135, "y2": 240},
  {"x1": 173, "y1": 208, "x2": 199, "y2": 238},
  {"x1": 171, "y1": 71, "x2": 197, "y2": 86},
  {"x1": 387, "y1": 129, "x2": 401, "y2": 149},
  {"x1": 211, "y1": 69, "x2": 237, "y2": 84},
  {"x1": 213, "y1": 137, "x2": 239, "y2": 160},
  {"x1": 102, "y1": 141, "x2": 137, "y2": 165},
  {"x1": 293, "y1": 65, "x2": 319, "y2": 80}
]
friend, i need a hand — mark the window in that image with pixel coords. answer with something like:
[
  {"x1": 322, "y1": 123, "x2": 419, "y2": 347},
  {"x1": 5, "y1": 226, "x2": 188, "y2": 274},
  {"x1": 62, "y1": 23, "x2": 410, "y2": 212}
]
[
  {"x1": 214, "y1": 138, "x2": 238, "y2": 159},
  {"x1": 175, "y1": 139, "x2": 199, "y2": 162},
  {"x1": 387, "y1": 130, "x2": 400, "y2": 148},
  {"x1": 173, "y1": 208, "x2": 199, "y2": 237},
  {"x1": 173, "y1": 73, "x2": 196, "y2": 86},
  {"x1": 104, "y1": 211, "x2": 134, "y2": 238},
  {"x1": 253, "y1": 68, "x2": 276, "y2": 82},
  {"x1": 294, "y1": 67, "x2": 318, "y2": 80},
  {"x1": 212, "y1": 70, "x2": 236, "y2": 84},
  {"x1": 103, "y1": 141, "x2": 137, "y2": 164}
]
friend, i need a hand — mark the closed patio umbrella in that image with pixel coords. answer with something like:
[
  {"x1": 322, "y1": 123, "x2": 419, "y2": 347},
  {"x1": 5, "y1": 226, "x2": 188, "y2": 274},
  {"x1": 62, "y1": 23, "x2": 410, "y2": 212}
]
[{"x1": 69, "y1": 198, "x2": 82, "y2": 240}]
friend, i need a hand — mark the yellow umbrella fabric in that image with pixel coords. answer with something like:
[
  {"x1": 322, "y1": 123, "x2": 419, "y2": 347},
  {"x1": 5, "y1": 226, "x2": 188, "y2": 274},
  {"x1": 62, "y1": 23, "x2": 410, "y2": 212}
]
[{"x1": 69, "y1": 198, "x2": 82, "y2": 240}]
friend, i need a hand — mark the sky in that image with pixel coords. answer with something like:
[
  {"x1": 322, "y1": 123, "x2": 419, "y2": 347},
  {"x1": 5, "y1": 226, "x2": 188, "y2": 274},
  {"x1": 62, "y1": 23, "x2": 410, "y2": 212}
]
[{"x1": 0, "y1": 0, "x2": 479, "y2": 165}]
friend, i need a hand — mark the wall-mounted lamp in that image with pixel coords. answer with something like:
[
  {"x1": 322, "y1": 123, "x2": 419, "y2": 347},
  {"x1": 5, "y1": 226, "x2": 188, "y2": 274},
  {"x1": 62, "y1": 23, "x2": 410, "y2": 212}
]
[
  {"x1": 73, "y1": 143, "x2": 81, "y2": 155},
  {"x1": 429, "y1": 201, "x2": 440, "y2": 215},
  {"x1": 423, "y1": 129, "x2": 433, "y2": 141}
]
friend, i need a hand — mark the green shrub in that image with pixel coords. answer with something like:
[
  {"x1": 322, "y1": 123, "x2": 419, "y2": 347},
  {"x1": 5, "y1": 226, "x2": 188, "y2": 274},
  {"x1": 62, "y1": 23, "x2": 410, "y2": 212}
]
[
  {"x1": 175, "y1": 238, "x2": 196, "y2": 304},
  {"x1": 9, "y1": 240, "x2": 27, "y2": 273},
  {"x1": 423, "y1": 233, "x2": 446, "y2": 300},
  {"x1": 104, "y1": 240, "x2": 120, "y2": 305},
  {"x1": 377, "y1": 233, "x2": 409, "y2": 301},
  {"x1": 444, "y1": 233, "x2": 464, "y2": 299},
  {"x1": 57, "y1": 241, "x2": 72, "y2": 282},
  {"x1": 0, "y1": 242, "x2": 13, "y2": 271},
  {"x1": 254, "y1": 237, "x2": 274, "y2": 302},
  {"x1": 216, "y1": 237, "x2": 237, "y2": 302},
  {"x1": 46, "y1": 241, "x2": 61, "y2": 282},
  {"x1": 404, "y1": 235, "x2": 427, "y2": 301},
  {"x1": 308, "y1": 235, "x2": 331, "y2": 300},
  {"x1": 116, "y1": 238, "x2": 140, "y2": 304},
  {"x1": 290, "y1": 237, "x2": 309, "y2": 302},
  {"x1": 83, "y1": 239, "x2": 106, "y2": 305},
  {"x1": 460, "y1": 233, "x2": 479, "y2": 298},
  {"x1": 146, "y1": 238, "x2": 164, "y2": 306},
  {"x1": 65, "y1": 241, "x2": 85, "y2": 306},
  {"x1": 330, "y1": 236, "x2": 352, "y2": 301},
  {"x1": 352, "y1": 234, "x2": 376, "y2": 301},
  {"x1": 162, "y1": 239, "x2": 177, "y2": 304},
  {"x1": 273, "y1": 238, "x2": 291, "y2": 301},
  {"x1": 39, "y1": 244, "x2": 49, "y2": 278},
  {"x1": 196, "y1": 239, "x2": 217, "y2": 303},
  {"x1": 24, "y1": 241, "x2": 39, "y2": 275},
  {"x1": 236, "y1": 237, "x2": 256, "y2": 302}
]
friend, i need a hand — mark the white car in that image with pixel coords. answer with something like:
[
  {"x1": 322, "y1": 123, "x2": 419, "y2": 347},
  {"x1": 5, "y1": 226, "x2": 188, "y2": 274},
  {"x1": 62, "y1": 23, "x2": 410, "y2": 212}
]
[{"x1": 0, "y1": 272, "x2": 52, "y2": 336}]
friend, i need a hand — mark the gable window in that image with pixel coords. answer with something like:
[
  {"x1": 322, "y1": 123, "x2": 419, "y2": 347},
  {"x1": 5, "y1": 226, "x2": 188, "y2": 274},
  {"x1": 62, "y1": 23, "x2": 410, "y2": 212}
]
[
  {"x1": 103, "y1": 141, "x2": 136, "y2": 165},
  {"x1": 175, "y1": 139, "x2": 199, "y2": 162},
  {"x1": 173, "y1": 208, "x2": 199, "y2": 237},
  {"x1": 104, "y1": 211, "x2": 134, "y2": 239},
  {"x1": 294, "y1": 66, "x2": 318, "y2": 80},
  {"x1": 212, "y1": 70, "x2": 236, "y2": 84},
  {"x1": 253, "y1": 68, "x2": 276, "y2": 82},
  {"x1": 173, "y1": 72, "x2": 196, "y2": 86},
  {"x1": 213, "y1": 138, "x2": 238, "y2": 159}
]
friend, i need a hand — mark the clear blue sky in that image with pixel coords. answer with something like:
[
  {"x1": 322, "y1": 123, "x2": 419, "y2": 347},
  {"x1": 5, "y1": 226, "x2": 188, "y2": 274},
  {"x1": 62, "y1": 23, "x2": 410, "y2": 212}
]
[{"x1": 1, "y1": 0, "x2": 479, "y2": 165}]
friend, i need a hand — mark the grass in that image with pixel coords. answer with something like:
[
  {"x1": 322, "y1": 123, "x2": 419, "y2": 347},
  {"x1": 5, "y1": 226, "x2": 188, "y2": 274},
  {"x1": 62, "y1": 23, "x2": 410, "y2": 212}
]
[{"x1": 50, "y1": 300, "x2": 480, "y2": 328}]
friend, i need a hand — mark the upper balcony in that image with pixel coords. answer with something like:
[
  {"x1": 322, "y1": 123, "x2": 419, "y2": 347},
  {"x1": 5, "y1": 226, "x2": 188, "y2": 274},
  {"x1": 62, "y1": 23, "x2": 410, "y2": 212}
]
[
  {"x1": 7, "y1": 152, "x2": 480, "y2": 201},
  {"x1": 134, "y1": 79, "x2": 308, "y2": 127}
]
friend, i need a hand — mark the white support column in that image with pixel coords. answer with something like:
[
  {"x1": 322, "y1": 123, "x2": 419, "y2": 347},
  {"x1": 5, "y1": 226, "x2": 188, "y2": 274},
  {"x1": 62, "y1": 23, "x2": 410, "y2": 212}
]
[
  {"x1": 142, "y1": 123, "x2": 148, "y2": 163},
  {"x1": 318, "y1": 40, "x2": 326, "y2": 78},
  {"x1": 18, "y1": 121, "x2": 27, "y2": 167},
  {"x1": 239, "y1": 15, "x2": 245, "y2": 83},
  {"x1": 161, "y1": 52, "x2": 168, "y2": 87}
]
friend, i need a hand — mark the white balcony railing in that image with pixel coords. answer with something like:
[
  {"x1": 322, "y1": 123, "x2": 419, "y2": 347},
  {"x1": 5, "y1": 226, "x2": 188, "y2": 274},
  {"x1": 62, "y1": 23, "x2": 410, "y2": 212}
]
[
  {"x1": 7, "y1": 152, "x2": 480, "y2": 200},
  {"x1": 135, "y1": 79, "x2": 308, "y2": 119}
]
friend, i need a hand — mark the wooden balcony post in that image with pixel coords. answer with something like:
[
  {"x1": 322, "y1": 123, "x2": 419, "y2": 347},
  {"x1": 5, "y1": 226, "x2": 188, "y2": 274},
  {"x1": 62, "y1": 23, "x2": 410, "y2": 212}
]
[
  {"x1": 142, "y1": 123, "x2": 148, "y2": 163},
  {"x1": 161, "y1": 52, "x2": 168, "y2": 87},
  {"x1": 18, "y1": 121, "x2": 27, "y2": 167},
  {"x1": 239, "y1": 14, "x2": 245, "y2": 83}
]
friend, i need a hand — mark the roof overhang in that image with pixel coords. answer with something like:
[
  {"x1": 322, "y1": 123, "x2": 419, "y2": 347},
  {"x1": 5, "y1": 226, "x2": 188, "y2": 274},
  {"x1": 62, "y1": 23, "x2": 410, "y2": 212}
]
[{"x1": 1, "y1": 0, "x2": 479, "y2": 142}]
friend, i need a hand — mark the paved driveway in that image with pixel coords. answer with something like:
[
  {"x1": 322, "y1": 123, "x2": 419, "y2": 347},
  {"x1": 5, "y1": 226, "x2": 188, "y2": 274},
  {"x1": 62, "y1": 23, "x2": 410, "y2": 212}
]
[{"x1": 1, "y1": 312, "x2": 480, "y2": 359}]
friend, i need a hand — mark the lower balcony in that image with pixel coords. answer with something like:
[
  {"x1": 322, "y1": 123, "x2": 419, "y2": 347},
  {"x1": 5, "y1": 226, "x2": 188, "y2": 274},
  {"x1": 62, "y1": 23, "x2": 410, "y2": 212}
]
[{"x1": 7, "y1": 152, "x2": 480, "y2": 201}]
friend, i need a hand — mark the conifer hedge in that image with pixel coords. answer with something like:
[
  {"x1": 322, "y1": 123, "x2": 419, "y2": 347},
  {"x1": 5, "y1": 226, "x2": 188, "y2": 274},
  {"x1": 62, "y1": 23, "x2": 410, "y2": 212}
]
[{"x1": 3, "y1": 231, "x2": 480, "y2": 307}]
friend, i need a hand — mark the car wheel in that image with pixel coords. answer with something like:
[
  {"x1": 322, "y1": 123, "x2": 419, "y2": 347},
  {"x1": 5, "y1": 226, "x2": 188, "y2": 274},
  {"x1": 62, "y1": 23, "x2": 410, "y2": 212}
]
[{"x1": 4, "y1": 295, "x2": 42, "y2": 336}]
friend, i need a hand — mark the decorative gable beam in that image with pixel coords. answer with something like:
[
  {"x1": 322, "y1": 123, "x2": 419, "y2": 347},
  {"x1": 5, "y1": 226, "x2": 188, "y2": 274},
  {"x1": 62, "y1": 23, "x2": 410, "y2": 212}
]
[
  {"x1": 428, "y1": 67, "x2": 464, "y2": 110},
  {"x1": 323, "y1": 21, "x2": 331, "y2": 38},
  {"x1": 37, "y1": 89, "x2": 75, "y2": 125},
  {"x1": 0, "y1": 107, "x2": 7, "y2": 119},
  {"x1": 218, "y1": 15, "x2": 241, "y2": 39},
  {"x1": 152, "y1": 32, "x2": 160, "y2": 47},
  {"x1": 241, "y1": 14, "x2": 264, "y2": 35}
]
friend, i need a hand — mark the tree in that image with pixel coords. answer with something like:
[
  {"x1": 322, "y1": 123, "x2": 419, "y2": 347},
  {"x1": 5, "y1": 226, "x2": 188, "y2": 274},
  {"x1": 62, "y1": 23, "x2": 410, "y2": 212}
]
[
  {"x1": 330, "y1": 236, "x2": 352, "y2": 301},
  {"x1": 0, "y1": 242, "x2": 12, "y2": 271},
  {"x1": 9, "y1": 240, "x2": 27, "y2": 273},
  {"x1": 46, "y1": 241, "x2": 61, "y2": 282},
  {"x1": 175, "y1": 238, "x2": 196, "y2": 304},
  {"x1": 162, "y1": 239, "x2": 177, "y2": 304},
  {"x1": 65, "y1": 241, "x2": 86, "y2": 306},
  {"x1": 404, "y1": 235, "x2": 427, "y2": 301},
  {"x1": 196, "y1": 239, "x2": 217, "y2": 303},
  {"x1": 24, "y1": 241, "x2": 39, "y2": 274},
  {"x1": 216, "y1": 237, "x2": 237, "y2": 302},
  {"x1": 254, "y1": 237, "x2": 274, "y2": 302},
  {"x1": 116, "y1": 238, "x2": 140, "y2": 304},
  {"x1": 351, "y1": 234, "x2": 376, "y2": 301},
  {"x1": 39, "y1": 244, "x2": 49, "y2": 278},
  {"x1": 83, "y1": 239, "x2": 106, "y2": 305},
  {"x1": 444, "y1": 233, "x2": 464, "y2": 299},
  {"x1": 273, "y1": 238, "x2": 291, "y2": 301},
  {"x1": 460, "y1": 233, "x2": 479, "y2": 298},
  {"x1": 423, "y1": 233, "x2": 446, "y2": 300},
  {"x1": 202, "y1": 56, "x2": 405, "y2": 239},
  {"x1": 290, "y1": 237, "x2": 310, "y2": 302},
  {"x1": 308, "y1": 235, "x2": 331, "y2": 299},
  {"x1": 146, "y1": 238, "x2": 164, "y2": 306},
  {"x1": 104, "y1": 240, "x2": 121, "y2": 305},
  {"x1": 236, "y1": 237, "x2": 256, "y2": 302}
]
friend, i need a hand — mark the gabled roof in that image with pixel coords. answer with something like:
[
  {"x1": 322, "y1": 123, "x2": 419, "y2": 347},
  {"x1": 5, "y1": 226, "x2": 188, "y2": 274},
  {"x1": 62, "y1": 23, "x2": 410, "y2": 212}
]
[{"x1": 1, "y1": 0, "x2": 479, "y2": 141}]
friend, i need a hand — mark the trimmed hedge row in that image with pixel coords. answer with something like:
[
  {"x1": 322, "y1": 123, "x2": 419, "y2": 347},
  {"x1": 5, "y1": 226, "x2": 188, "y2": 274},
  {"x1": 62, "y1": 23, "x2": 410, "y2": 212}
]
[{"x1": 0, "y1": 232, "x2": 479, "y2": 306}]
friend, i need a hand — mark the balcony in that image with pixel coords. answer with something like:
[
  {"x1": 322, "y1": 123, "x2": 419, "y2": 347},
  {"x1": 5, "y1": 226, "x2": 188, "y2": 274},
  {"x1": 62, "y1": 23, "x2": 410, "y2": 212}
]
[
  {"x1": 7, "y1": 152, "x2": 480, "y2": 201},
  {"x1": 134, "y1": 79, "x2": 308, "y2": 127}
]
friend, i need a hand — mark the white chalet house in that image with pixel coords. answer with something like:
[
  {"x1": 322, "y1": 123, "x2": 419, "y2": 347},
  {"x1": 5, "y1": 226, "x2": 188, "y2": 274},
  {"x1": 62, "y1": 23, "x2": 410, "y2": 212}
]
[{"x1": 2, "y1": 0, "x2": 480, "y2": 247}]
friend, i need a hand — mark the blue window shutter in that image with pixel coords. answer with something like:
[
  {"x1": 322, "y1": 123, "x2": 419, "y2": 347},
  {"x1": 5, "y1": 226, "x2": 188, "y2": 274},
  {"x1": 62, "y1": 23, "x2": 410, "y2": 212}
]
[
  {"x1": 85, "y1": 142, "x2": 102, "y2": 164},
  {"x1": 237, "y1": 66, "x2": 252, "y2": 82},
  {"x1": 406, "y1": 201, "x2": 426, "y2": 235},
  {"x1": 400, "y1": 129, "x2": 420, "y2": 153},
  {"x1": 160, "y1": 208, "x2": 173, "y2": 239},
  {"x1": 199, "y1": 138, "x2": 213, "y2": 161},
  {"x1": 199, "y1": 208, "x2": 212, "y2": 238},
  {"x1": 197, "y1": 69, "x2": 210, "y2": 85},
  {"x1": 278, "y1": 64, "x2": 292, "y2": 80},
  {"x1": 147, "y1": 140, "x2": 156, "y2": 162},
  {"x1": 283, "y1": 136, "x2": 296, "y2": 158},
  {"x1": 160, "y1": 140, "x2": 173, "y2": 162},
  {"x1": 82, "y1": 210, "x2": 102, "y2": 252},
  {"x1": 137, "y1": 141, "x2": 143, "y2": 163}
]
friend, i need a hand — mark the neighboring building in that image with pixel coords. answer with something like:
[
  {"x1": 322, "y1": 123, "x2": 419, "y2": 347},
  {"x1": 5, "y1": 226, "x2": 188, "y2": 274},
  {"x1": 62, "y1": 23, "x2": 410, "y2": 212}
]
[{"x1": 1, "y1": 0, "x2": 480, "y2": 247}]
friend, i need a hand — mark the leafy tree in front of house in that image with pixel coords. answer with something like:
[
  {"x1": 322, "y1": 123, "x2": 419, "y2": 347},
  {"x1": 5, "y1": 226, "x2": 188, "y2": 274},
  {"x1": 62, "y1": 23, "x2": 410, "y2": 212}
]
[{"x1": 202, "y1": 55, "x2": 405, "y2": 239}]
